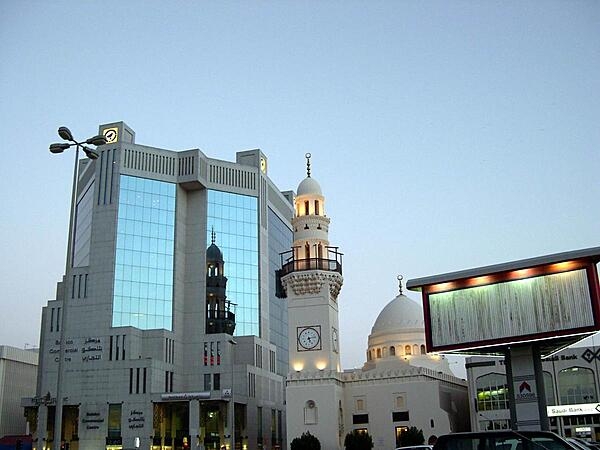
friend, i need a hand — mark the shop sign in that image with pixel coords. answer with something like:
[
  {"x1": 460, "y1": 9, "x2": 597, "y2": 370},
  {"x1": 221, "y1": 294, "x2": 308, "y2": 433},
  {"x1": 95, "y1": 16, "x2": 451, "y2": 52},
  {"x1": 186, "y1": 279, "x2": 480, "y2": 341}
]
[{"x1": 547, "y1": 403, "x2": 600, "y2": 416}]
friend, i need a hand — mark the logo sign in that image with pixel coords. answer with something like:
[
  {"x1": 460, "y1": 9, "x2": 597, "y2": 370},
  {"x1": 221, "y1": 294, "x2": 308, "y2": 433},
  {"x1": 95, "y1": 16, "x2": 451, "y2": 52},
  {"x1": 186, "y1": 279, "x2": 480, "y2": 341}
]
[
  {"x1": 222, "y1": 388, "x2": 232, "y2": 399},
  {"x1": 103, "y1": 127, "x2": 119, "y2": 143},
  {"x1": 514, "y1": 379, "x2": 537, "y2": 401}
]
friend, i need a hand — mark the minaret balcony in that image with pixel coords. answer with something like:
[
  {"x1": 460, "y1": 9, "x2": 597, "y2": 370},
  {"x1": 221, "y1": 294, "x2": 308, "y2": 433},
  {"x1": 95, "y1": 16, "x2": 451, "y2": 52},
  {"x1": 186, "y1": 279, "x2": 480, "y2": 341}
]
[{"x1": 280, "y1": 256, "x2": 342, "y2": 277}]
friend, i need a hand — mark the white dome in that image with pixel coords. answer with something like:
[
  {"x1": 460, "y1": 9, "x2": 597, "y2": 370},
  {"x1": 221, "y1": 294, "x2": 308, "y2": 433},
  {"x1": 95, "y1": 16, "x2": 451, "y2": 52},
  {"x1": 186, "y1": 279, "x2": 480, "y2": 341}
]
[
  {"x1": 297, "y1": 177, "x2": 322, "y2": 196},
  {"x1": 371, "y1": 294, "x2": 424, "y2": 335}
]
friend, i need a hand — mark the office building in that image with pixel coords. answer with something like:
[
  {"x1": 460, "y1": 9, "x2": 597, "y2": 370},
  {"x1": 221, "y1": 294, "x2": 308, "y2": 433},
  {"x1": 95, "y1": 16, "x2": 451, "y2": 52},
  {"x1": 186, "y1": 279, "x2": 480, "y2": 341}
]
[
  {"x1": 25, "y1": 122, "x2": 293, "y2": 450},
  {"x1": 467, "y1": 340, "x2": 600, "y2": 439}
]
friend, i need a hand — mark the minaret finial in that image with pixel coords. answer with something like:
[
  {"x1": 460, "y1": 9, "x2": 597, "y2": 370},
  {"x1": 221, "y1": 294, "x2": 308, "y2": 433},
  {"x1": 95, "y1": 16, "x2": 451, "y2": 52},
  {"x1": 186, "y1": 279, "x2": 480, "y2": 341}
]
[
  {"x1": 211, "y1": 227, "x2": 216, "y2": 244},
  {"x1": 305, "y1": 152, "x2": 311, "y2": 177},
  {"x1": 397, "y1": 275, "x2": 404, "y2": 295}
]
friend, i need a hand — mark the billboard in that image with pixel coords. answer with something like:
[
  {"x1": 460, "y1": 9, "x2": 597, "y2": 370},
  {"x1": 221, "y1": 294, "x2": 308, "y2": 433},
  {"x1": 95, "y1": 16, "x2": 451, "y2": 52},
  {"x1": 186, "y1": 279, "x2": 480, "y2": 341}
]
[{"x1": 407, "y1": 248, "x2": 600, "y2": 354}]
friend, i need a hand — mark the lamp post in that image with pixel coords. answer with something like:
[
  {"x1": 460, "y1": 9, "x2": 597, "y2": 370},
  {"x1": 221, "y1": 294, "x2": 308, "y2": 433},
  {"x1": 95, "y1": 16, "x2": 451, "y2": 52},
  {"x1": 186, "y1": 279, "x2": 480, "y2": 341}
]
[
  {"x1": 49, "y1": 127, "x2": 106, "y2": 450},
  {"x1": 228, "y1": 339, "x2": 237, "y2": 450}
]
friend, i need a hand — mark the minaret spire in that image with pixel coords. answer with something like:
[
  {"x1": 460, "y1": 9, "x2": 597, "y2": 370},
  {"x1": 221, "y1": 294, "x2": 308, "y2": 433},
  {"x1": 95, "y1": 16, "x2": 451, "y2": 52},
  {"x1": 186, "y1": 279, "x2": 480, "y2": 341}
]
[
  {"x1": 211, "y1": 227, "x2": 216, "y2": 244},
  {"x1": 305, "y1": 152, "x2": 311, "y2": 177},
  {"x1": 397, "y1": 274, "x2": 404, "y2": 295}
]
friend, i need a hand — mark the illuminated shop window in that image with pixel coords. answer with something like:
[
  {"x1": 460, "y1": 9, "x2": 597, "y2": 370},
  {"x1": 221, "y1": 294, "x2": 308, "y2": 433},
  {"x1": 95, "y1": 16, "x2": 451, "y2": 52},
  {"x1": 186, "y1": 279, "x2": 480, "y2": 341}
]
[{"x1": 476, "y1": 372, "x2": 509, "y2": 411}]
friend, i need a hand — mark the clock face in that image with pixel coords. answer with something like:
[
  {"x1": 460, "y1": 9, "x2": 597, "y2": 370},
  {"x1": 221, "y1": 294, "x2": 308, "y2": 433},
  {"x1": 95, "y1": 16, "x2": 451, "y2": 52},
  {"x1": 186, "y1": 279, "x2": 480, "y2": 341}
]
[
  {"x1": 260, "y1": 157, "x2": 267, "y2": 174},
  {"x1": 298, "y1": 326, "x2": 321, "y2": 351},
  {"x1": 103, "y1": 127, "x2": 119, "y2": 143}
]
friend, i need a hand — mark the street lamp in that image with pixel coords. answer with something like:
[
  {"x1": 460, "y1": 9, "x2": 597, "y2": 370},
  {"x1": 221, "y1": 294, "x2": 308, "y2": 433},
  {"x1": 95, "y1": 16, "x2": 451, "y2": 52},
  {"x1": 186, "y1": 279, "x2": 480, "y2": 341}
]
[
  {"x1": 228, "y1": 339, "x2": 237, "y2": 450},
  {"x1": 48, "y1": 126, "x2": 106, "y2": 450},
  {"x1": 49, "y1": 127, "x2": 106, "y2": 270}
]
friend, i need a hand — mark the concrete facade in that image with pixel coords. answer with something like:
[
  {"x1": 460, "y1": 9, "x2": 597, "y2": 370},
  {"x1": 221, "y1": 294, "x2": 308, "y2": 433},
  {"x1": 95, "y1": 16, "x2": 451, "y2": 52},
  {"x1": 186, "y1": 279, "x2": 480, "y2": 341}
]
[{"x1": 27, "y1": 122, "x2": 294, "y2": 450}]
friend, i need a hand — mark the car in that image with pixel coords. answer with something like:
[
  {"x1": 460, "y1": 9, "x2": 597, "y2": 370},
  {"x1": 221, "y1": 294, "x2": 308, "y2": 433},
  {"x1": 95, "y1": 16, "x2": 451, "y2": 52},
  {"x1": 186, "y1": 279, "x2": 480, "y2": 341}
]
[
  {"x1": 567, "y1": 438, "x2": 592, "y2": 450},
  {"x1": 395, "y1": 446, "x2": 434, "y2": 450},
  {"x1": 432, "y1": 430, "x2": 578, "y2": 450}
]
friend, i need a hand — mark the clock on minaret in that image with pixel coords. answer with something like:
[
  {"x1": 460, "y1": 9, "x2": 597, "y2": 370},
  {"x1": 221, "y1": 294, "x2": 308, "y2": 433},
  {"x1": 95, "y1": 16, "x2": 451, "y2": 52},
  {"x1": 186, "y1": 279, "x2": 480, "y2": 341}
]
[{"x1": 297, "y1": 326, "x2": 321, "y2": 351}]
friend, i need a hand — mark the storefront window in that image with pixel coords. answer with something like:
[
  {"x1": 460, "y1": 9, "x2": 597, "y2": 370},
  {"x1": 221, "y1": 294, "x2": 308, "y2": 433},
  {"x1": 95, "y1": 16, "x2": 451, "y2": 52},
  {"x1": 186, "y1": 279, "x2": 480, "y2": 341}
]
[
  {"x1": 476, "y1": 372, "x2": 509, "y2": 411},
  {"x1": 559, "y1": 367, "x2": 597, "y2": 404}
]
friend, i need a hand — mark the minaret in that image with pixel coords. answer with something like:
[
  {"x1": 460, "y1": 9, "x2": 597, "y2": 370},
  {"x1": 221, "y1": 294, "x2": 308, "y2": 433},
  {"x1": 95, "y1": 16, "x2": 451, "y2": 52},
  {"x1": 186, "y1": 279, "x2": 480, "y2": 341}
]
[
  {"x1": 281, "y1": 154, "x2": 344, "y2": 450},
  {"x1": 206, "y1": 230, "x2": 235, "y2": 335}
]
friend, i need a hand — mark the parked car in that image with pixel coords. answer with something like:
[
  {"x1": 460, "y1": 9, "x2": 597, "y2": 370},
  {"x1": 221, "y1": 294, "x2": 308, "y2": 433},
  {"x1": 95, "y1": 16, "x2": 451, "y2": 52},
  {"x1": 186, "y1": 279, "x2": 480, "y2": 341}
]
[
  {"x1": 433, "y1": 430, "x2": 578, "y2": 450},
  {"x1": 567, "y1": 438, "x2": 592, "y2": 450}
]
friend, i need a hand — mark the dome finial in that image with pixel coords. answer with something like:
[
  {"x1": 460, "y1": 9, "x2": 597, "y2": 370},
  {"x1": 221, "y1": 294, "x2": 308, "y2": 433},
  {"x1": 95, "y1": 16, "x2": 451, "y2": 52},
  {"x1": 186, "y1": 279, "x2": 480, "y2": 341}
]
[
  {"x1": 397, "y1": 274, "x2": 404, "y2": 295},
  {"x1": 305, "y1": 152, "x2": 312, "y2": 177},
  {"x1": 211, "y1": 227, "x2": 216, "y2": 245}
]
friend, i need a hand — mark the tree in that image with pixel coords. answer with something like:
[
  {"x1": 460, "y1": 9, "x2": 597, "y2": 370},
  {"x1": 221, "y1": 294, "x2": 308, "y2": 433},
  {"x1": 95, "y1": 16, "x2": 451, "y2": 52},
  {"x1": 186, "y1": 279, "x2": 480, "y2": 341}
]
[
  {"x1": 398, "y1": 426, "x2": 425, "y2": 447},
  {"x1": 291, "y1": 431, "x2": 321, "y2": 450},
  {"x1": 344, "y1": 430, "x2": 374, "y2": 450}
]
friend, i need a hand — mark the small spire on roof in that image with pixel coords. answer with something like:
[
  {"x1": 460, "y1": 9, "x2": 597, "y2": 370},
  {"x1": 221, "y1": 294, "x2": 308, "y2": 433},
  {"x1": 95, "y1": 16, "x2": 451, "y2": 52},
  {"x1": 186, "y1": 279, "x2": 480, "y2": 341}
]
[
  {"x1": 305, "y1": 152, "x2": 312, "y2": 177},
  {"x1": 397, "y1": 274, "x2": 404, "y2": 295},
  {"x1": 211, "y1": 227, "x2": 216, "y2": 245}
]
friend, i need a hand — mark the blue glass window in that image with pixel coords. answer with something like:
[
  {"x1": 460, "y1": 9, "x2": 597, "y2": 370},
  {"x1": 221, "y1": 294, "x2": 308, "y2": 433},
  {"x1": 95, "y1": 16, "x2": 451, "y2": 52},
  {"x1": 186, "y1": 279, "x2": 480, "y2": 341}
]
[
  {"x1": 113, "y1": 175, "x2": 176, "y2": 330},
  {"x1": 207, "y1": 190, "x2": 259, "y2": 336}
]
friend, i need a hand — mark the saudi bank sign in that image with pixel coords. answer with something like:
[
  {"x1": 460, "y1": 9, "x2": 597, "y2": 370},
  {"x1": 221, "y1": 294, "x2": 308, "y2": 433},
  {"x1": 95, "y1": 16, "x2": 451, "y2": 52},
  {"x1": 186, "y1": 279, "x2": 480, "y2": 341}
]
[{"x1": 407, "y1": 247, "x2": 600, "y2": 353}]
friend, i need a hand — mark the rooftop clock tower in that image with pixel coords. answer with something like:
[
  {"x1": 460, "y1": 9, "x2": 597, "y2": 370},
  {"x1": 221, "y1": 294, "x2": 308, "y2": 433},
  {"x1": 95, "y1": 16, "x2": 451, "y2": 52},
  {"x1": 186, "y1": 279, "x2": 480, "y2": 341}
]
[{"x1": 280, "y1": 153, "x2": 344, "y2": 450}]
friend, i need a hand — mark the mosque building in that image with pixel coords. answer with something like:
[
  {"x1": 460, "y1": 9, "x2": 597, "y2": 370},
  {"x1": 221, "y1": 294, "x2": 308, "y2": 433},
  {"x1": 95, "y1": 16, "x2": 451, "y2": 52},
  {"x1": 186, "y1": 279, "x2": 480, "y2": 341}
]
[{"x1": 280, "y1": 156, "x2": 469, "y2": 450}]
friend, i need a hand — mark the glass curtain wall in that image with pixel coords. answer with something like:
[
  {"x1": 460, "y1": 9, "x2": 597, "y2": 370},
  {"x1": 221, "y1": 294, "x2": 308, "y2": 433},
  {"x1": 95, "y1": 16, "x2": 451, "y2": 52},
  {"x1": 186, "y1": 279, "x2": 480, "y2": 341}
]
[
  {"x1": 207, "y1": 190, "x2": 259, "y2": 336},
  {"x1": 113, "y1": 175, "x2": 176, "y2": 330}
]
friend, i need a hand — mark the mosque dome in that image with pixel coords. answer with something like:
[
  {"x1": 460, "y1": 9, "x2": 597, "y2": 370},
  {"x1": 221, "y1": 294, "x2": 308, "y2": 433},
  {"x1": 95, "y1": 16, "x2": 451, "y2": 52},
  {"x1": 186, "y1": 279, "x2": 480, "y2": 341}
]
[
  {"x1": 363, "y1": 278, "x2": 453, "y2": 376},
  {"x1": 297, "y1": 176, "x2": 322, "y2": 197},
  {"x1": 206, "y1": 243, "x2": 223, "y2": 262},
  {"x1": 370, "y1": 293, "x2": 424, "y2": 336}
]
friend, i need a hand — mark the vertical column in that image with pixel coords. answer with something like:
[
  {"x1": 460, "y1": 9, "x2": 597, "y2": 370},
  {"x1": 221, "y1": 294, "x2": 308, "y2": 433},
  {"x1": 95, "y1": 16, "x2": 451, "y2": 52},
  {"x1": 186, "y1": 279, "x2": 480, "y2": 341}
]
[
  {"x1": 506, "y1": 344, "x2": 549, "y2": 430},
  {"x1": 37, "y1": 406, "x2": 49, "y2": 449},
  {"x1": 189, "y1": 400, "x2": 200, "y2": 449}
]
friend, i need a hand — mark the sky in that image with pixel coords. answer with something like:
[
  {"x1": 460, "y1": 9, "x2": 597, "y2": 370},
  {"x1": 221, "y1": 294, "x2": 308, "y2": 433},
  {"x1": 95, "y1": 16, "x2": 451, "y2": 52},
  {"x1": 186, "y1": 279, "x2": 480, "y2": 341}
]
[{"x1": 0, "y1": 1, "x2": 599, "y2": 376}]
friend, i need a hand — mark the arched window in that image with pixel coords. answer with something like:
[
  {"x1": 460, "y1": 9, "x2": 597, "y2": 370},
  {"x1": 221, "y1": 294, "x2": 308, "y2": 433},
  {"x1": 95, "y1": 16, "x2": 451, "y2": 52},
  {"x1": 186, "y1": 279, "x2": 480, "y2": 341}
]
[
  {"x1": 559, "y1": 367, "x2": 597, "y2": 404},
  {"x1": 305, "y1": 242, "x2": 310, "y2": 259},
  {"x1": 304, "y1": 200, "x2": 310, "y2": 215},
  {"x1": 420, "y1": 344, "x2": 426, "y2": 355},
  {"x1": 390, "y1": 346, "x2": 396, "y2": 356},
  {"x1": 315, "y1": 200, "x2": 320, "y2": 215},
  {"x1": 376, "y1": 348, "x2": 381, "y2": 358},
  {"x1": 405, "y1": 345, "x2": 411, "y2": 355},
  {"x1": 317, "y1": 243, "x2": 323, "y2": 259},
  {"x1": 413, "y1": 344, "x2": 419, "y2": 355},
  {"x1": 367, "y1": 350, "x2": 371, "y2": 361},
  {"x1": 476, "y1": 372, "x2": 509, "y2": 411}
]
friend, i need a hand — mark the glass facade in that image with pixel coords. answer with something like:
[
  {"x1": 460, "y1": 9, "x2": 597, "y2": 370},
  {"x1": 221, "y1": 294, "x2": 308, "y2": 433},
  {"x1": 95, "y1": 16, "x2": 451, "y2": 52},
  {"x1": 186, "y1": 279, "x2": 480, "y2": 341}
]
[
  {"x1": 268, "y1": 207, "x2": 293, "y2": 375},
  {"x1": 73, "y1": 181, "x2": 95, "y2": 267},
  {"x1": 207, "y1": 190, "x2": 259, "y2": 336},
  {"x1": 113, "y1": 175, "x2": 176, "y2": 330}
]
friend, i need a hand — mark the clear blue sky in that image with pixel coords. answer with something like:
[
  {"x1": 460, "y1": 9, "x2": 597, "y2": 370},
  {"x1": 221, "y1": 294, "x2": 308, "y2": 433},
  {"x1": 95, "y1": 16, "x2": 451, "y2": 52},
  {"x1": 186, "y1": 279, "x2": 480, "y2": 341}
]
[{"x1": 1, "y1": 1, "x2": 599, "y2": 373}]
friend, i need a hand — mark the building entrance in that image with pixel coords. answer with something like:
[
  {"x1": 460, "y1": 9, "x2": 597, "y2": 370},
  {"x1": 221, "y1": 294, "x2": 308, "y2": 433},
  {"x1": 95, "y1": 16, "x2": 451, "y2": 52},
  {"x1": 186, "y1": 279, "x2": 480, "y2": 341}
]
[{"x1": 152, "y1": 402, "x2": 190, "y2": 450}]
